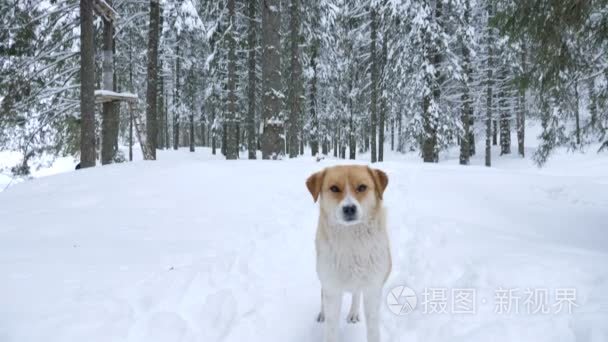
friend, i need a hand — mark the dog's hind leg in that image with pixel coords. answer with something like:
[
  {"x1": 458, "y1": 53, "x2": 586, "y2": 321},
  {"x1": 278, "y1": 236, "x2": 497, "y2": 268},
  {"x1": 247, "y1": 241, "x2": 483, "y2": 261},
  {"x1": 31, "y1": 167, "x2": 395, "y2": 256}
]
[
  {"x1": 317, "y1": 288, "x2": 325, "y2": 323},
  {"x1": 346, "y1": 291, "x2": 361, "y2": 323}
]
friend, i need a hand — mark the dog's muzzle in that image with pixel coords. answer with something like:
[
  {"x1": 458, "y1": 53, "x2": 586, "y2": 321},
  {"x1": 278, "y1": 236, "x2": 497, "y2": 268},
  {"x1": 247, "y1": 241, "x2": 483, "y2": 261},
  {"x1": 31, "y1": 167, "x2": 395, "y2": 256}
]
[{"x1": 342, "y1": 204, "x2": 358, "y2": 222}]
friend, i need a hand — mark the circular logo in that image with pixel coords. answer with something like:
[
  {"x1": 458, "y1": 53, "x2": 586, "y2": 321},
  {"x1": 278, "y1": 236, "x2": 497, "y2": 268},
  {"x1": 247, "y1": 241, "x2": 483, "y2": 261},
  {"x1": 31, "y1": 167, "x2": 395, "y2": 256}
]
[{"x1": 386, "y1": 285, "x2": 417, "y2": 315}]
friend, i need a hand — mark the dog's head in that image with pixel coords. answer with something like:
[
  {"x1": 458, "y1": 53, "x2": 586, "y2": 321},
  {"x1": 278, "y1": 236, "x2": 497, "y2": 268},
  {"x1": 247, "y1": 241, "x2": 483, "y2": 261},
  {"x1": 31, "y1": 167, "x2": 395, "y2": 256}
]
[{"x1": 306, "y1": 165, "x2": 388, "y2": 225}]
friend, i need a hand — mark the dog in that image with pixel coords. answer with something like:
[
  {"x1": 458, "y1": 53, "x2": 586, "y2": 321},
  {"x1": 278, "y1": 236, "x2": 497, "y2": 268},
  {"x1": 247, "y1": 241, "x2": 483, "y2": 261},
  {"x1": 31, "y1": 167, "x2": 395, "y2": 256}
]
[{"x1": 306, "y1": 165, "x2": 390, "y2": 342}]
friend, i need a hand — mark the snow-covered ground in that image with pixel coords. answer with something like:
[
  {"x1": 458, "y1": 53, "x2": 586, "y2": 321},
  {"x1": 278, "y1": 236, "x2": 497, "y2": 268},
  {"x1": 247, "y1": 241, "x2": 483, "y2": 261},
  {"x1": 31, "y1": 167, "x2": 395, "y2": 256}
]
[
  {"x1": 0, "y1": 151, "x2": 77, "y2": 191},
  {"x1": 1, "y1": 139, "x2": 607, "y2": 342}
]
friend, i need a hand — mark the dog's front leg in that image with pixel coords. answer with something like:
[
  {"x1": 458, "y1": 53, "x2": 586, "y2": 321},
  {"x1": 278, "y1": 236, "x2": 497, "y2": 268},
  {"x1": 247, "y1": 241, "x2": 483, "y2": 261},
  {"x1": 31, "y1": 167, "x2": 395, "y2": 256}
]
[
  {"x1": 317, "y1": 288, "x2": 325, "y2": 322},
  {"x1": 322, "y1": 288, "x2": 342, "y2": 342},
  {"x1": 363, "y1": 287, "x2": 382, "y2": 342},
  {"x1": 346, "y1": 291, "x2": 361, "y2": 323}
]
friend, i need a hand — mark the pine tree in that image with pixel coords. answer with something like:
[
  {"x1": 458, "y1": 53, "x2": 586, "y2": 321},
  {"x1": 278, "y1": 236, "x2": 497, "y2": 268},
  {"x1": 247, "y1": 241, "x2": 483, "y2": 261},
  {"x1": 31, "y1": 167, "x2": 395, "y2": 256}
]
[{"x1": 2, "y1": 0, "x2": 605, "y2": 170}]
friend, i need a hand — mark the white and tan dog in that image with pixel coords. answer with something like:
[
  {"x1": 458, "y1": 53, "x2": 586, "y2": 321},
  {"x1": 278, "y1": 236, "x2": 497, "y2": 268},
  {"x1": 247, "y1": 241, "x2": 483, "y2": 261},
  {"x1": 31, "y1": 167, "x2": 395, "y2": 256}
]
[{"x1": 306, "y1": 165, "x2": 391, "y2": 342}]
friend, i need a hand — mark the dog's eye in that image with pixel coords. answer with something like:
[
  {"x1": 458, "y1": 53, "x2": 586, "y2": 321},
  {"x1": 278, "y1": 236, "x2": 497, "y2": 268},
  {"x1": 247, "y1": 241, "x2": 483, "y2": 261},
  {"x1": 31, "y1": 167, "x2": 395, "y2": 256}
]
[
  {"x1": 356, "y1": 184, "x2": 368, "y2": 192},
  {"x1": 330, "y1": 185, "x2": 341, "y2": 193}
]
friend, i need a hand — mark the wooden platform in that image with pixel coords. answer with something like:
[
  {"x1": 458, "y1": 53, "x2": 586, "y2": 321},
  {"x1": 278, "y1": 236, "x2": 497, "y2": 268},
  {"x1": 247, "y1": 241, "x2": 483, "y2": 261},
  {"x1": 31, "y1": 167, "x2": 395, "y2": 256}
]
[{"x1": 94, "y1": 90, "x2": 138, "y2": 103}]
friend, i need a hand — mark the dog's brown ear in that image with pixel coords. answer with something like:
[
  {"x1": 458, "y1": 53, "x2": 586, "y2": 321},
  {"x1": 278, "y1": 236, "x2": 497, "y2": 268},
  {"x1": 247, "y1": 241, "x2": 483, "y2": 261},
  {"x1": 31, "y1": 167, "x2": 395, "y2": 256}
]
[
  {"x1": 306, "y1": 170, "x2": 324, "y2": 202},
  {"x1": 369, "y1": 168, "x2": 389, "y2": 200}
]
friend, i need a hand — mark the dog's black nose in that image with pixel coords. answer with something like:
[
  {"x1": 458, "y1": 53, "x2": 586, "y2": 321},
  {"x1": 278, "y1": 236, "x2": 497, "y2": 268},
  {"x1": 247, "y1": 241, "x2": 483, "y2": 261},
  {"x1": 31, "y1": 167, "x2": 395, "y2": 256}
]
[{"x1": 342, "y1": 205, "x2": 357, "y2": 218}]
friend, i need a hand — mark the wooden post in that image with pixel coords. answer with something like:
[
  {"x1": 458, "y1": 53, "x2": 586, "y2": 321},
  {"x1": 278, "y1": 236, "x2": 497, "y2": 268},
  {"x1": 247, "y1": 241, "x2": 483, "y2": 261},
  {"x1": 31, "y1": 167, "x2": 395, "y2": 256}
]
[
  {"x1": 129, "y1": 30, "x2": 133, "y2": 162},
  {"x1": 129, "y1": 103, "x2": 133, "y2": 162}
]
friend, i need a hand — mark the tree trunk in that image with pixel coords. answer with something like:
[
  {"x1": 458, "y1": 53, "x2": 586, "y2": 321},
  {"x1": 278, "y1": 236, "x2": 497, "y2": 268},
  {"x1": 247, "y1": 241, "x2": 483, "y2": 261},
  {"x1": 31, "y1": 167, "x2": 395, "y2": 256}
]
[
  {"x1": 309, "y1": 42, "x2": 319, "y2": 156},
  {"x1": 157, "y1": 7, "x2": 165, "y2": 151},
  {"x1": 158, "y1": 62, "x2": 165, "y2": 150},
  {"x1": 378, "y1": 31, "x2": 387, "y2": 162},
  {"x1": 221, "y1": 122, "x2": 227, "y2": 155},
  {"x1": 164, "y1": 88, "x2": 170, "y2": 149},
  {"x1": 224, "y1": 0, "x2": 238, "y2": 159},
  {"x1": 390, "y1": 117, "x2": 394, "y2": 151},
  {"x1": 349, "y1": 111, "x2": 356, "y2": 160},
  {"x1": 173, "y1": 44, "x2": 180, "y2": 150},
  {"x1": 574, "y1": 82, "x2": 581, "y2": 145},
  {"x1": 129, "y1": 32, "x2": 134, "y2": 162},
  {"x1": 485, "y1": 2, "x2": 494, "y2": 167},
  {"x1": 189, "y1": 105, "x2": 195, "y2": 152},
  {"x1": 211, "y1": 107, "x2": 217, "y2": 154},
  {"x1": 162, "y1": 7, "x2": 170, "y2": 150},
  {"x1": 378, "y1": 100, "x2": 385, "y2": 162},
  {"x1": 499, "y1": 102, "x2": 511, "y2": 154},
  {"x1": 588, "y1": 77, "x2": 597, "y2": 129},
  {"x1": 369, "y1": 7, "x2": 378, "y2": 163},
  {"x1": 499, "y1": 65, "x2": 511, "y2": 155},
  {"x1": 459, "y1": 0, "x2": 472, "y2": 165},
  {"x1": 397, "y1": 111, "x2": 403, "y2": 152},
  {"x1": 333, "y1": 128, "x2": 338, "y2": 157},
  {"x1": 300, "y1": 127, "x2": 304, "y2": 155},
  {"x1": 247, "y1": 0, "x2": 257, "y2": 159},
  {"x1": 101, "y1": 6, "x2": 118, "y2": 165},
  {"x1": 459, "y1": 85, "x2": 472, "y2": 165},
  {"x1": 79, "y1": 0, "x2": 96, "y2": 168},
  {"x1": 421, "y1": 0, "x2": 441, "y2": 163},
  {"x1": 287, "y1": 0, "x2": 302, "y2": 158},
  {"x1": 129, "y1": 105, "x2": 133, "y2": 162},
  {"x1": 201, "y1": 117, "x2": 206, "y2": 147},
  {"x1": 430, "y1": 0, "x2": 442, "y2": 162},
  {"x1": 145, "y1": 0, "x2": 160, "y2": 160},
  {"x1": 261, "y1": 0, "x2": 284, "y2": 159},
  {"x1": 422, "y1": 91, "x2": 435, "y2": 162},
  {"x1": 364, "y1": 122, "x2": 370, "y2": 152},
  {"x1": 237, "y1": 123, "x2": 241, "y2": 153},
  {"x1": 158, "y1": 85, "x2": 164, "y2": 150},
  {"x1": 517, "y1": 39, "x2": 526, "y2": 157}
]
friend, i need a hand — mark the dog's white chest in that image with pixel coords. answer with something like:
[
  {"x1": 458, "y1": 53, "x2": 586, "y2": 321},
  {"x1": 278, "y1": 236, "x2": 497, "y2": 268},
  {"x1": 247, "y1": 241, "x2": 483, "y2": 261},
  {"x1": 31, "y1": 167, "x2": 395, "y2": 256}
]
[{"x1": 316, "y1": 224, "x2": 390, "y2": 291}]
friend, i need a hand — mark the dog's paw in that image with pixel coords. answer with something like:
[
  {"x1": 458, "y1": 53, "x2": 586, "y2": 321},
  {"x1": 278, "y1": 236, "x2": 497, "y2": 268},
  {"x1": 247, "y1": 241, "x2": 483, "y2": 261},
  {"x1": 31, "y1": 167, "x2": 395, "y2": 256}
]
[
  {"x1": 346, "y1": 311, "x2": 360, "y2": 324},
  {"x1": 316, "y1": 311, "x2": 325, "y2": 323}
]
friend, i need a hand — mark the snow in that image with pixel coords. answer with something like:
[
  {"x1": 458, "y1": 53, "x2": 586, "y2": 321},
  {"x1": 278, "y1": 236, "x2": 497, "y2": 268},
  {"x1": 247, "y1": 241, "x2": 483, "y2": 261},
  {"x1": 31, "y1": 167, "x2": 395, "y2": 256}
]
[
  {"x1": 0, "y1": 144, "x2": 607, "y2": 342},
  {"x1": 0, "y1": 152, "x2": 77, "y2": 191},
  {"x1": 204, "y1": 52, "x2": 215, "y2": 72},
  {"x1": 94, "y1": 90, "x2": 139, "y2": 102}
]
